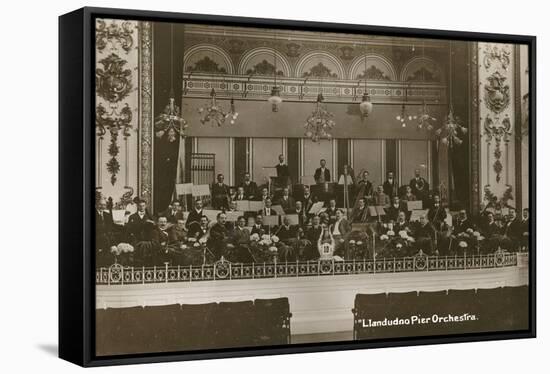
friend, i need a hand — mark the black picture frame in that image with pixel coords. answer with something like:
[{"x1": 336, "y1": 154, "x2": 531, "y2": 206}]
[{"x1": 59, "y1": 6, "x2": 536, "y2": 367}]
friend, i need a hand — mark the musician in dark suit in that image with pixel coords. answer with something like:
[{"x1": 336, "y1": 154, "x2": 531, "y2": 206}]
[
  {"x1": 427, "y1": 195, "x2": 447, "y2": 230},
  {"x1": 234, "y1": 186, "x2": 247, "y2": 201},
  {"x1": 393, "y1": 211, "x2": 412, "y2": 235},
  {"x1": 126, "y1": 199, "x2": 155, "y2": 242},
  {"x1": 409, "y1": 169, "x2": 429, "y2": 203},
  {"x1": 188, "y1": 215, "x2": 209, "y2": 240},
  {"x1": 301, "y1": 185, "x2": 317, "y2": 215},
  {"x1": 414, "y1": 214, "x2": 437, "y2": 255},
  {"x1": 231, "y1": 216, "x2": 253, "y2": 262},
  {"x1": 96, "y1": 199, "x2": 114, "y2": 266},
  {"x1": 240, "y1": 172, "x2": 258, "y2": 200},
  {"x1": 382, "y1": 171, "x2": 398, "y2": 199},
  {"x1": 351, "y1": 198, "x2": 368, "y2": 223},
  {"x1": 186, "y1": 199, "x2": 204, "y2": 229},
  {"x1": 162, "y1": 200, "x2": 184, "y2": 224},
  {"x1": 258, "y1": 187, "x2": 271, "y2": 203},
  {"x1": 277, "y1": 187, "x2": 296, "y2": 213},
  {"x1": 453, "y1": 209, "x2": 475, "y2": 235},
  {"x1": 520, "y1": 208, "x2": 529, "y2": 250},
  {"x1": 372, "y1": 185, "x2": 390, "y2": 207},
  {"x1": 211, "y1": 173, "x2": 230, "y2": 210},
  {"x1": 276, "y1": 154, "x2": 290, "y2": 178},
  {"x1": 293, "y1": 200, "x2": 307, "y2": 227},
  {"x1": 259, "y1": 198, "x2": 278, "y2": 216},
  {"x1": 502, "y1": 208, "x2": 523, "y2": 244},
  {"x1": 356, "y1": 170, "x2": 374, "y2": 203},
  {"x1": 304, "y1": 215, "x2": 323, "y2": 260},
  {"x1": 250, "y1": 214, "x2": 268, "y2": 236},
  {"x1": 386, "y1": 196, "x2": 407, "y2": 222},
  {"x1": 314, "y1": 159, "x2": 331, "y2": 184},
  {"x1": 151, "y1": 216, "x2": 171, "y2": 265},
  {"x1": 325, "y1": 198, "x2": 338, "y2": 225},
  {"x1": 208, "y1": 212, "x2": 233, "y2": 259},
  {"x1": 169, "y1": 218, "x2": 188, "y2": 244}
]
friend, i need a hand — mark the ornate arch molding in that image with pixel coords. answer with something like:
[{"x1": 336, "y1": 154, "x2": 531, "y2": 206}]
[
  {"x1": 295, "y1": 50, "x2": 345, "y2": 79},
  {"x1": 400, "y1": 56, "x2": 445, "y2": 83},
  {"x1": 237, "y1": 47, "x2": 291, "y2": 77},
  {"x1": 183, "y1": 44, "x2": 234, "y2": 74},
  {"x1": 348, "y1": 53, "x2": 397, "y2": 81}
]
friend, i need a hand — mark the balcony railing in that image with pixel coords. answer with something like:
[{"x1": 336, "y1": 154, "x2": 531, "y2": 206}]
[{"x1": 96, "y1": 252, "x2": 523, "y2": 286}]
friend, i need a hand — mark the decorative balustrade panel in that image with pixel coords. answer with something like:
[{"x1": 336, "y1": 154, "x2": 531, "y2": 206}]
[{"x1": 97, "y1": 252, "x2": 519, "y2": 286}]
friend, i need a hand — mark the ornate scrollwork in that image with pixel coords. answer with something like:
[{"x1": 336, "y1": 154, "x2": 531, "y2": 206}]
[
  {"x1": 407, "y1": 66, "x2": 440, "y2": 82},
  {"x1": 96, "y1": 19, "x2": 134, "y2": 53},
  {"x1": 484, "y1": 114, "x2": 512, "y2": 183},
  {"x1": 246, "y1": 59, "x2": 284, "y2": 76},
  {"x1": 186, "y1": 56, "x2": 227, "y2": 74},
  {"x1": 484, "y1": 71, "x2": 510, "y2": 114},
  {"x1": 285, "y1": 42, "x2": 301, "y2": 57},
  {"x1": 96, "y1": 53, "x2": 133, "y2": 103},
  {"x1": 483, "y1": 43, "x2": 511, "y2": 71},
  {"x1": 302, "y1": 62, "x2": 338, "y2": 79},
  {"x1": 357, "y1": 65, "x2": 390, "y2": 81}
]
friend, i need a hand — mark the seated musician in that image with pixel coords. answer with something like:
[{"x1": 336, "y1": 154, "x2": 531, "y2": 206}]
[
  {"x1": 304, "y1": 215, "x2": 323, "y2": 260},
  {"x1": 414, "y1": 214, "x2": 437, "y2": 255},
  {"x1": 126, "y1": 199, "x2": 155, "y2": 243},
  {"x1": 301, "y1": 185, "x2": 317, "y2": 214},
  {"x1": 208, "y1": 212, "x2": 234, "y2": 259},
  {"x1": 258, "y1": 187, "x2": 271, "y2": 203},
  {"x1": 188, "y1": 215, "x2": 209, "y2": 240},
  {"x1": 211, "y1": 173, "x2": 230, "y2": 210},
  {"x1": 520, "y1": 208, "x2": 529, "y2": 250},
  {"x1": 251, "y1": 214, "x2": 267, "y2": 236},
  {"x1": 277, "y1": 187, "x2": 296, "y2": 213},
  {"x1": 372, "y1": 185, "x2": 390, "y2": 207},
  {"x1": 226, "y1": 200, "x2": 238, "y2": 212},
  {"x1": 331, "y1": 209, "x2": 351, "y2": 255},
  {"x1": 351, "y1": 198, "x2": 368, "y2": 223},
  {"x1": 151, "y1": 216, "x2": 171, "y2": 265},
  {"x1": 325, "y1": 198, "x2": 338, "y2": 225},
  {"x1": 186, "y1": 199, "x2": 204, "y2": 229},
  {"x1": 162, "y1": 200, "x2": 184, "y2": 224},
  {"x1": 234, "y1": 186, "x2": 246, "y2": 201},
  {"x1": 386, "y1": 196, "x2": 406, "y2": 222},
  {"x1": 453, "y1": 209, "x2": 475, "y2": 235},
  {"x1": 383, "y1": 171, "x2": 398, "y2": 199},
  {"x1": 427, "y1": 195, "x2": 447, "y2": 230},
  {"x1": 394, "y1": 211, "x2": 412, "y2": 235},
  {"x1": 259, "y1": 198, "x2": 277, "y2": 216},
  {"x1": 357, "y1": 170, "x2": 374, "y2": 202},
  {"x1": 502, "y1": 208, "x2": 523, "y2": 250},
  {"x1": 314, "y1": 159, "x2": 331, "y2": 184},
  {"x1": 481, "y1": 211, "x2": 501, "y2": 253},
  {"x1": 231, "y1": 216, "x2": 253, "y2": 262},
  {"x1": 276, "y1": 216, "x2": 299, "y2": 261},
  {"x1": 293, "y1": 200, "x2": 307, "y2": 227},
  {"x1": 401, "y1": 185, "x2": 417, "y2": 202},
  {"x1": 169, "y1": 218, "x2": 188, "y2": 244},
  {"x1": 240, "y1": 172, "x2": 258, "y2": 200}
]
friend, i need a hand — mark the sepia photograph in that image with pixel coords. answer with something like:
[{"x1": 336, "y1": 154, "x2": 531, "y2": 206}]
[{"x1": 84, "y1": 10, "x2": 534, "y2": 361}]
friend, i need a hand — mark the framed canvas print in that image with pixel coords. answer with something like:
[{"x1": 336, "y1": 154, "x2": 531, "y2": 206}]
[{"x1": 59, "y1": 6, "x2": 536, "y2": 367}]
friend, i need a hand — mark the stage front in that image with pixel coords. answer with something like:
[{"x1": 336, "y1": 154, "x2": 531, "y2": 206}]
[{"x1": 97, "y1": 253, "x2": 528, "y2": 339}]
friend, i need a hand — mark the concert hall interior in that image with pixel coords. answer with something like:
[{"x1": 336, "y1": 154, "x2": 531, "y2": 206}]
[{"x1": 94, "y1": 19, "x2": 531, "y2": 355}]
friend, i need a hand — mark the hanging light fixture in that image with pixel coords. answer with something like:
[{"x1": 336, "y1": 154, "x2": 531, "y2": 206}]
[
  {"x1": 359, "y1": 39, "x2": 374, "y2": 119},
  {"x1": 416, "y1": 41, "x2": 437, "y2": 131},
  {"x1": 435, "y1": 41, "x2": 467, "y2": 147},
  {"x1": 197, "y1": 61, "x2": 238, "y2": 126},
  {"x1": 155, "y1": 24, "x2": 187, "y2": 139},
  {"x1": 396, "y1": 82, "x2": 416, "y2": 127},
  {"x1": 304, "y1": 93, "x2": 336, "y2": 142},
  {"x1": 267, "y1": 31, "x2": 282, "y2": 112}
]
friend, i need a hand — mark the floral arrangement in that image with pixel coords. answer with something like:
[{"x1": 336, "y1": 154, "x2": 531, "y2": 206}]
[
  {"x1": 110, "y1": 242, "x2": 134, "y2": 256},
  {"x1": 249, "y1": 233, "x2": 281, "y2": 262},
  {"x1": 379, "y1": 229, "x2": 415, "y2": 257}
]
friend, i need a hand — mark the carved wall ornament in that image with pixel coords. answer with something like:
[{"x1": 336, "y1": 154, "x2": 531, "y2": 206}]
[
  {"x1": 356, "y1": 65, "x2": 391, "y2": 81},
  {"x1": 339, "y1": 46, "x2": 355, "y2": 60},
  {"x1": 302, "y1": 62, "x2": 338, "y2": 79},
  {"x1": 407, "y1": 66, "x2": 441, "y2": 82},
  {"x1": 484, "y1": 71, "x2": 510, "y2": 113},
  {"x1": 96, "y1": 53, "x2": 133, "y2": 103},
  {"x1": 285, "y1": 42, "x2": 301, "y2": 57},
  {"x1": 227, "y1": 39, "x2": 245, "y2": 54},
  {"x1": 139, "y1": 21, "x2": 153, "y2": 205},
  {"x1": 484, "y1": 114, "x2": 512, "y2": 183},
  {"x1": 186, "y1": 56, "x2": 227, "y2": 74},
  {"x1": 482, "y1": 43, "x2": 511, "y2": 71},
  {"x1": 96, "y1": 19, "x2": 135, "y2": 53},
  {"x1": 246, "y1": 59, "x2": 284, "y2": 76}
]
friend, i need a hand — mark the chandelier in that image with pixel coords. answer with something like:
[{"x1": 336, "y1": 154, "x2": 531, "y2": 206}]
[
  {"x1": 416, "y1": 100, "x2": 436, "y2": 131},
  {"x1": 435, "y1": 107, "x2": 467, "y2": 147},
  {"x1": 155, "y1": 24, "x2": 187, "y2": 140},
  {"x1": 396, "y1": 102, "x2": 416, "y2": 128},
  {"x1": 359, "y1": 40, "x2": 374, "y2": 119},
  {"x1": 435, "y1": 41, "x2": 467, "y2": 147},
  {"x1": 198, "y1": 88, "x2": 239, "y2": 126},
  {"x1": 304, "y1": 93, "x2": 335, "y2": 142}
]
